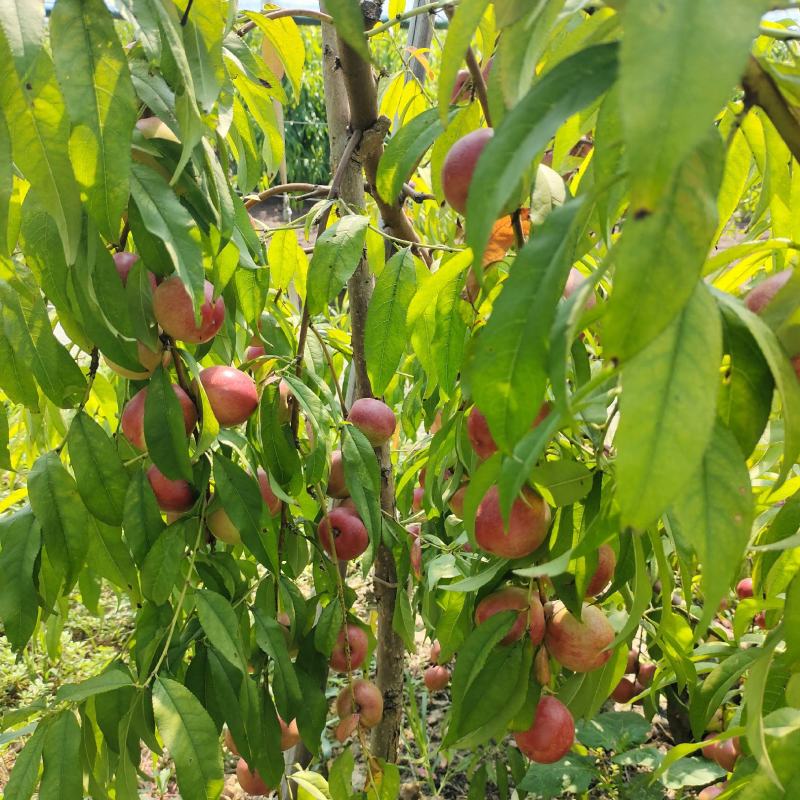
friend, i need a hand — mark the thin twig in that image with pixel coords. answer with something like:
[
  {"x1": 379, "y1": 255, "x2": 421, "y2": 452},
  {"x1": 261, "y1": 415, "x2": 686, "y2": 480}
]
[
  {"x1": 237, "y1": 7, "x2": 333, "y2": 37},
  {"x1": 244, "y1": 183, "x2": 329, "y2": 209},
  {"x1": 365, "y1": 0, "x2": 459, "y2": 38},
  {"x1": 465, "y1": 48, "x2": 492, "y2": 127},
  {"x1": 165, "y1": 337, "x2": 197, "y2": 405},
  {"x1": 180, "y1": 0, "x2": 194, "y2": 26},
  {"x1": 309, "y1": 323, "x2": 348, "y2": 415},
  {"x1": 511, "y1": 209, "x2": 526, "y2": 251}
]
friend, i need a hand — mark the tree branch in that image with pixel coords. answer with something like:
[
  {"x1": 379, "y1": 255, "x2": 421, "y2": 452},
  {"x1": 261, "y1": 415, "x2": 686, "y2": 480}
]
[{"x1": 742, "y1": 55, "x2": 800, "y2": 164}]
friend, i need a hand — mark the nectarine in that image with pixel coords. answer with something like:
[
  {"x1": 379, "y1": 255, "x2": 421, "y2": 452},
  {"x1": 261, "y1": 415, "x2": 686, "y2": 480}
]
[
  {"x1": 474, "y1": 586, "x2": 529, "y2": 645},
  {"x1": 121, "y1": 384, "x2": 197, "y2": 451},
  {"x1": 152, "y1": 277, "x2": 225, "y2": 344},
  {"x1": 146, "y1": 465, "x2": 195, "y2": 512},
  {"x1": 544, "y1": 602, "x2": 614, "y2": 673},
  {"x1": 336, "y1": 679, "x2": 383, "y2": 728},
  {"x1": 514, "y1": 696, "x2": 574, "y2": 764},
  {"x1": 347, "y1": 398, "x2": 396, "y2": 446},
  {"x1": 442, "y1": 128, "x2": 493, "y2": 215},
  {"x1": 199, "y1": 366, "x2": 258, "y2": 427},
  {"x1": 318, "y1": 507, "x2": 369, "y2": 561},
  {"x1": 329, "y1": 624, "x2": 369, "y2": 672},
  {"x1": 475, "y1": 486, "x2": 551, "y2": 559}
]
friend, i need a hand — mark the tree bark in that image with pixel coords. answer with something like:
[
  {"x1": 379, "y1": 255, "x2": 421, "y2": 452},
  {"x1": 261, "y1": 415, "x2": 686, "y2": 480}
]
[{"x1": 319, "y1": 3, "x2": 407, "y2": 763}]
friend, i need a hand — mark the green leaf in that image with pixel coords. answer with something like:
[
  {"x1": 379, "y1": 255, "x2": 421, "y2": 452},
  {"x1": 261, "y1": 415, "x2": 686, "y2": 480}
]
[
  {"x1": 437, "y1": 0, "x2": 491, "y2": 123},
  {"x1": 144, "y1": 366, "x2": 194, "y2": 482},
  {"x1": 129, "y1": 163, "x2": 205, "y2": 307},
  {"x1": 365, "y1": 248, "x2": 417, "y2": 395},
  {"x1": 517, "y1": 754, "x2": 596, "y2": 799},
  {"x1": 530, "y1": 461, "x2": 592, "y2": 507},
  {"x1": 557, "y1": 644, "x2": 627, "y2": 722},
  {"x1": 0, "y1": 111, "x2": 13, "y2": 257},
  {"x1": 671, "y1": 424, "x2": 753, "y2": 636},
  {"x1": 616, "y1": 284, "x2": 722, "y2": 529},
  {"x1": 268, "y1": 227, "x2": 308, "y2": 293},
  {"x1": 464, "y1": 200, "x2": 584, "y2": 450},
  {"x1": 28, "y1": 452, "x2": 88, "y2": 587},
  {"x1": 212, "y1": 453, "x2": 270, "y2": 565},
  {"x1": 0, "y1": 305, "x2": 39, "y2": 409},
  {"x1": 377, "y1": 108, "x2": 454, "y2": 204},
  {"x1": 141, "y1": 526, "x2": 185, "y2": 605},
  {"x1": 465, "y1": 43, "x2": 618, "y2": 262},
  {"x1": 50, "y1": 0, "x2": 137, "y2": 240},
  {"x1": 0, "y1": 44, "x2": 81, "y2": 262},
  {"x1": 67, "y1": 411, "x2": 129, "y2": 526},
  {"x1": 341, "y1": 425, "x2": 382, "y2": 549},
  {"x1": 182, "y1": 0, "x2": 225, "y2": 111},
  {"x1": 577, "y1": 711, "x2": 651, "y2": 751},
  {"x1": 606, "y1": 533, "x2": 649, "y2": 649},
  {"x1": 123, "y1": 468, "x2": 165, "y2": 566},
  {"x1": 714, "y1": 289, "x2": 800, "y2": 482},
  {"x1": 259, "y1": 384, "x2": 302, "y2": 491},
  {"x1": 87, "y1": 518, "x2": 140, "y2": 598},
  {"x1": 0, "y1": 0, "x2": 45, "y2": 78},
  {"x1": 604, "y1": 134, "x2": 724, "y2": 361},
  {"x1": 196, "y1": 588, "x2": 248, "y2": 674},
  {"x1": 306, "y1": 215, "x2": 369, "y2": 315},
  {"x1": 253, "y1": 610, "x2": 303, "y2": 721},
  {"x1": 447, "y1": 641, "x2": 532, "y2": 748},
  {"x1": 324, "y1": 0, "x2": 370, "y2": 62},
  {"x1": 392, "y1": 585, "x2": 417, "y2": 653},
  {"x1": 688, "y1": 647, "x2": 762, "y2": 738},
  {"x1": 3, "y1": 722, "x2": 46, "y2": 800},
  {"x1": 314, "y1": 600, "x2": 344, "y2": 657},
  {"x1": 328, "y1": 748, "x2": 355, "y2": 800},
  {"x1": 153, "y1": 676, "x2": 224, "y2": 800},
  {"x1": 447, "y1": 611, "x2": 516, "y2": 741},
  {"x1": 40, "y1": 711, "x2": 82, "y2": 800},
  {"x1": 719, "y1": 305, "x2": 774, "y2": 457},
  {"x1": 619, "y1": 0, "x2": 768, "y2": 209},
  {"x1": 241, "y1": 12, "x2": 305, "y2": 96},
  {"x1": 0, "y1": 508, "x2": 41, "y2": 650},
  {"x1": 0, "y1": 281, "x2": 86, "y2": 408},
  {"x1": 56, "y1": 665, "x2": 133, "y2": 704},
  {"x1": 659, "y1": 757, "x2": 727, "y2": 790}
]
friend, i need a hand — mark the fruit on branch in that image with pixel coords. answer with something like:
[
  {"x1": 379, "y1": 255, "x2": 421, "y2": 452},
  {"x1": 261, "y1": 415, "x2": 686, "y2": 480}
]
[
  {"x1": 199, "y1": 366, "x2": 258, "y2": 427},
  {"x1": 207, "y1": 506, "x2": 242, "y2": 545},
  {"x1": 442, "y1": 128, "x2": 494, "y2": 215},
  {"x1": 513, "y1": 696, "x2": 575, "y2": 764},
  {"x1": 326, "y1": 450, "x2": 349, "y2": 498},
  {"x1": 744, "y1": 269, "x2": 792, "y2": 314},
  {"x1": 121, "y1": 385, "x2": 197, "y2": 451},
  {"x1": 585, "y1": 544, "x2": 616, "y2": 597},
  {"x1": 448, "y1": 483, "x2": 468, "y2": 518},
  {"x1": 411, "y1": 486, "x2": 424, "y2": 513},
  {"x1": 279, "y1": 716, "x2": 300, "y2": 751},
  {"x1": 451, "y1": 69, "x2": 471, "y2": 102},
  {"x1": 430, "y1": 640, "x2": 442, "y2": 664},
  {"x1": 245, "y1": 344, "x2": 265, "y2": 363},
  {"x1": 534, "y1": 646, "x2": 551, "y2": 685},
  {"x1": 736, "y1": 577, "x2": 754, "y2": 599},
  {"x1": 223, "y1": 726, "x2": 239, "y2": 755},
  {"x1": 528, "y1": 594, "x2": 546, "y2": 645},
  {"x1": 754, "y1": 611, "x2": 767, "y2": 629},
  {"x1": 467, "y1": 404, "x2": 550, "y2": 460},
  {"x1": 336, "y1": 679, "x2": 384, "y2": 728},
  {"x1": 544, "y1": 602, "x2": 614, "y2": 673},
  {"x1": 698, "y1": 784, "x2": 726, "y2": 800},
  {"x1": 563, "y1": 267, "x2": 597, "y2": 310},
  {"x1": 329, "y1": 624, "x2": 369, "y2": 672},
  {"x1": 105, "y1": 341, "x2": 170, "y2": 380},
  {"x1": 257, "y1": 468, "x2": 282, "y2": 516},
  {"x1": 152, "y1": 277, "x2": 225, "y2": 344},
  {"x1": 702, "y1": 736, "x2": 739, "y2": 772},
  {"x1": 424, "y1": 665, "x2": 451, "y2": 692},
  {"x1": 136, "y1": 117, "x2": 180, "y2": 142},
  {"x1": 347, "y1": 397, "x2": 396, "y2": 446},
  {"x1": 611, "y1": 677, "x2": 638, "y2": 703},
  {"x1": 335, "y1": 714, "x2": 360, "y2": 743},
  {"x1": 637, "y1": 662, "x2": 656, "y2": 687},
  {"x1": 146, "y1": 465, "x2": 195, "y2": 512},
  {"x1": 113, "y1": 251, "x2": 158, "y2": 292},
  {"x1": 235, "y1": 758, "x2": 272, "y2": 795},
  {"x1": 318, "y1": 507, "x2": 369, "y2": 561},
  {"x1": 410, "y1": 536, "x2": 422, "y2": 579},
  {"x1": 626, "y1": 649, "x2": 639, "y2": 674},
  {"x1": 474, "y1": 586, "x2": 530, "y2": 645},
  {"x1": 475, "y1": 486, "x2": 551, "y2": 559}
]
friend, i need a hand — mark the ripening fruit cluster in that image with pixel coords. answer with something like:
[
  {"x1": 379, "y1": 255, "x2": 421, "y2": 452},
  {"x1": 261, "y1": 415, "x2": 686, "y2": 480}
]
[{"x1": 112, "y1": 256, "x2": 280, "y2": 519}]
